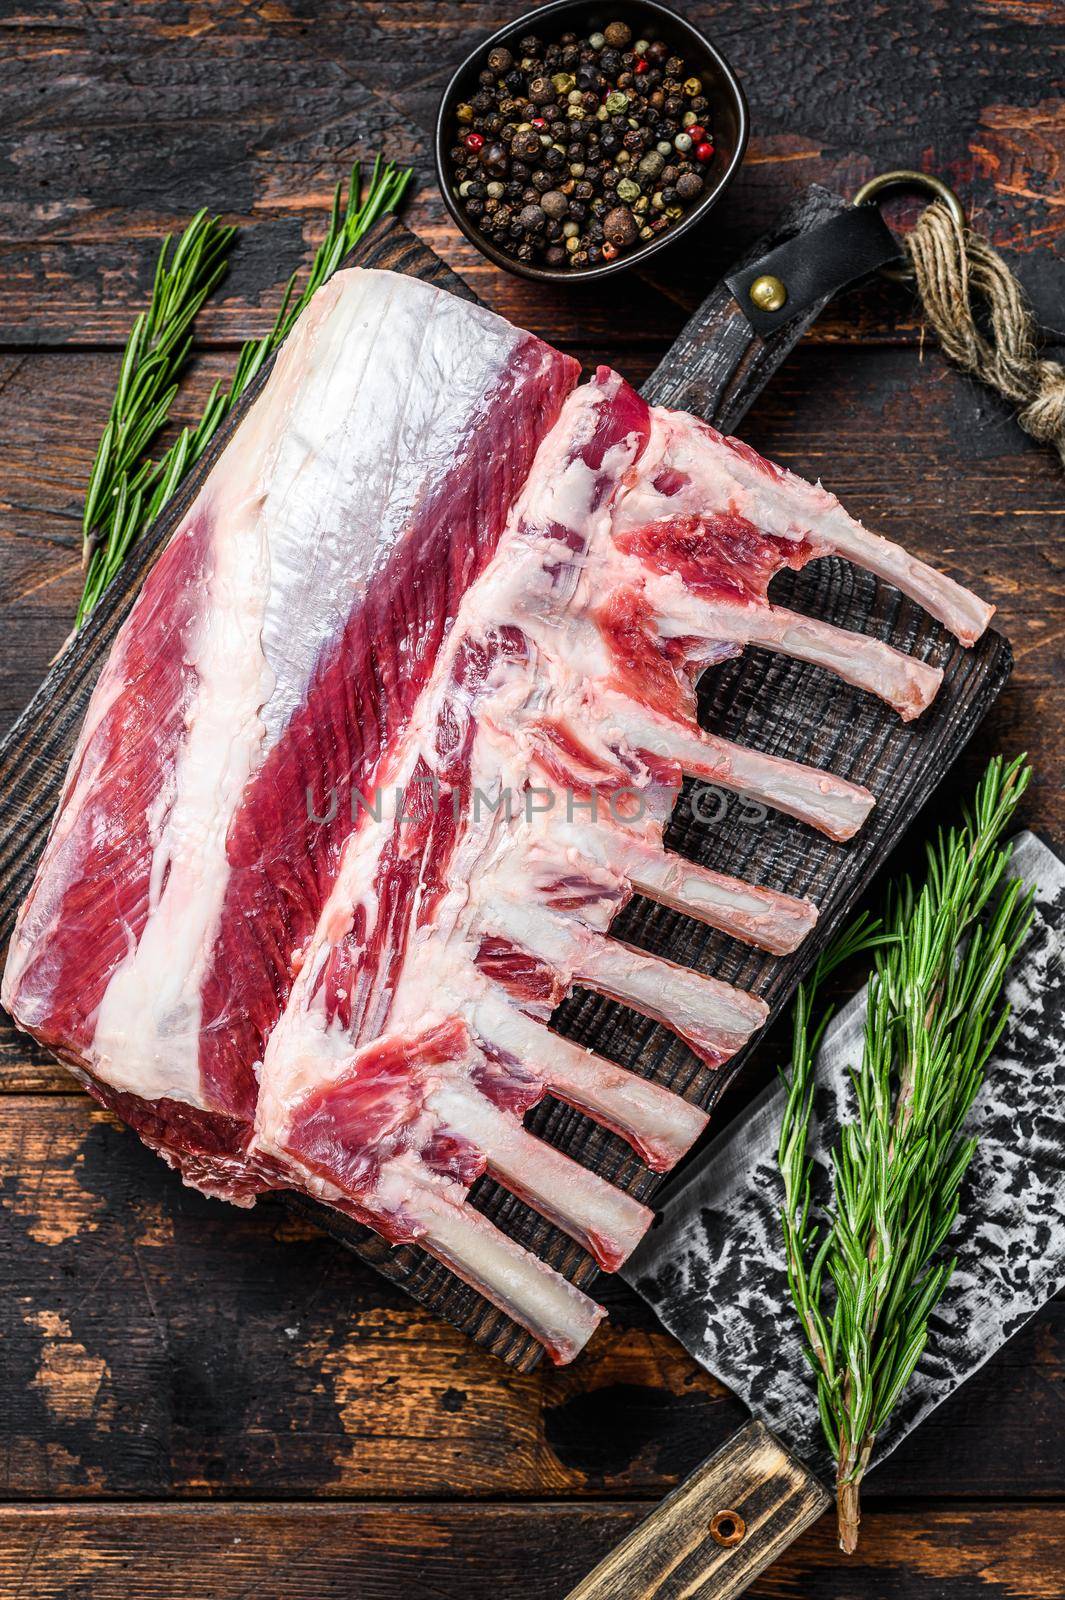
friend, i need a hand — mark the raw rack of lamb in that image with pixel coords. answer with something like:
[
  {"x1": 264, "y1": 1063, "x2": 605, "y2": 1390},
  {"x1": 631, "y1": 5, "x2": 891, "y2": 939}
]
[{"x1": 2, "y1": 270, "x2": 992, "y2": 1363}]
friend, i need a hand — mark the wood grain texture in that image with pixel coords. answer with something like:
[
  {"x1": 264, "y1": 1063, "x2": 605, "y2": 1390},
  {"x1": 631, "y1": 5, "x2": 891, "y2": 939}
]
[
  {"x1": 3, "y1": 1093, "x2": 1064, "y2": 1502},
  {"x1": 3, "y1": 1503, "x2": 1065, "y2": 1600},
  {"x1": 0, "y1": 1, "x2": 1061, "y2": 348},
  {"x1": 0, "y1": 1, "x2": 1063, "y2": 1585},
  {"x1": 0, "y1": 198, "x2": 1015, "y2": 1372},
  {"x1": 564, "y1": 1421, "x2": 830, "y2": 1600}
]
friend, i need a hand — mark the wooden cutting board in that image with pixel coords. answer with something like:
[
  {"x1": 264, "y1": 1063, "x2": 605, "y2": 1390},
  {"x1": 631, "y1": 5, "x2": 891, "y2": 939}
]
[{"x1": 0, "y1": 194, "x2": 1011, "y2": 1370}]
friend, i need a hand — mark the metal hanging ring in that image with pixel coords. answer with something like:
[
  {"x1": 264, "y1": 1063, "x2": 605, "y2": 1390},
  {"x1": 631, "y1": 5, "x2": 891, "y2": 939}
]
[{"x1": 852, "y1": 170, "x2": 966, "y2": 284}]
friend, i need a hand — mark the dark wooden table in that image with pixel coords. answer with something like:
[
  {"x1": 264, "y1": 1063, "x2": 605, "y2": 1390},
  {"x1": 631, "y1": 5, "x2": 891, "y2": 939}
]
[{"x1": 1, "y1": 4, "x2": 1062, "y2": 1596}]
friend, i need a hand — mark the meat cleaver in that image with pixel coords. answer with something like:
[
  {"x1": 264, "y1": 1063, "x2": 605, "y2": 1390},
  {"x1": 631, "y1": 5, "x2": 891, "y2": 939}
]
[{"x1": 563, "y1": 831, "x2": 1065, "y2": 1599}]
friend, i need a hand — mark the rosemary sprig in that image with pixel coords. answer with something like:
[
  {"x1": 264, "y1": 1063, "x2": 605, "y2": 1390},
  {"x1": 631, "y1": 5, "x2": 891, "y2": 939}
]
[
  {"x1": 779, "y1": 754, "x2": 1034, "y2": 1553},
  {"x1": 77, "y1": 156, "x2": 412, "y2": 627},
  {"x1": 80, "y1": 208, "x2": 236, "y2": 569}
]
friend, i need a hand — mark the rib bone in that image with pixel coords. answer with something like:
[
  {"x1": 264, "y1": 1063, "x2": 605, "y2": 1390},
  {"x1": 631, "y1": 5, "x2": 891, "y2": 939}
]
[{"x1": 429, "y1": 1083, "x2": 654, "y2": 1270}]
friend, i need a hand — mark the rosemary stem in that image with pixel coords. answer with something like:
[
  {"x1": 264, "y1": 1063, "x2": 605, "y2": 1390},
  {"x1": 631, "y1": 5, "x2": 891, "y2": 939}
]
[{"x1": 779, "y1": 754, "x2": 1034, "y2": 1554}]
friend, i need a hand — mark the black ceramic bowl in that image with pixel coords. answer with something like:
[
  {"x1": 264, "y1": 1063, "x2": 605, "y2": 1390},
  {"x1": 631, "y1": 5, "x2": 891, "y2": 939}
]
[{"x1": 435, "y1": 0, "x2": 748, "y2": 284}]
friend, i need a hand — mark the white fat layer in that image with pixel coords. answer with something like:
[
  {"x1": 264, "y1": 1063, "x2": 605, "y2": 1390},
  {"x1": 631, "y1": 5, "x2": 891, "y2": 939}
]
[
  {"x1": 85, "y1": 269, "x2": 530, "y2": 1107},
  {"x1": 91, "y1": 470, "x2": 275, "y2": 1102}
]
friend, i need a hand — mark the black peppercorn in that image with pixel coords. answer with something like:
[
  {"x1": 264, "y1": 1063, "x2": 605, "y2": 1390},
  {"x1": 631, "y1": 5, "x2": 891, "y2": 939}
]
[
  {"x1": 518, "y1": 34, "x2": 541, "y2": 54},
  {"x1": 518, "y1": 202, "x2": 546, "y2": 232},
  {"x1": 510, "y1": 129, "x2": 541, "y2": 159}
]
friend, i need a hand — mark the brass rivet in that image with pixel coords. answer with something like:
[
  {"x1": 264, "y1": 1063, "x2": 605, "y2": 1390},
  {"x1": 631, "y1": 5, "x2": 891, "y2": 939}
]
[
  {"x1": 709, "y1": 1509, "x2": 747, "y2": 1547},
  {"x1": 749, "y1": 274, "x2": 787, "y2": 312}
]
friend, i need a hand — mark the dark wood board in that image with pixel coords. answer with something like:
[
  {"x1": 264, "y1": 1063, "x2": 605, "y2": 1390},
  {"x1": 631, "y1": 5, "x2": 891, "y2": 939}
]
[
  {"x1": 3, "y1": 1502, "x2": 1065, "y2": 1600},
  {"x1": 3, "y1": 1091, "x2": 1064, "y2": 1502},
  {"x1": 1, "y1": 1, "x2": 1061, "y2": 351},
  {"x1": 1, "y1": 3, "x2": 1062, "y2": 1590},
  {"x1": 0, "y1": 200, "x2": 1011, "y2": 1371}
]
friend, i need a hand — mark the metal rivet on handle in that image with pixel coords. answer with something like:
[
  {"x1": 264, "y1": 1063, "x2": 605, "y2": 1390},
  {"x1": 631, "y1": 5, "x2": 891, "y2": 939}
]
[
  {"x1": 709, "y1": 1509, "x2": 747, "y2": 1547},
  {"x1": 749, "y1": 274, "x2": 787, "y2": 312}
]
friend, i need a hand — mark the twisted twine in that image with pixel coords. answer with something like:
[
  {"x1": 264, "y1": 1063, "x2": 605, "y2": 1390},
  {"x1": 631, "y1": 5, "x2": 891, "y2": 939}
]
[{"x1": 906, "y1": 200, "x2": 1065, "y2": 467}]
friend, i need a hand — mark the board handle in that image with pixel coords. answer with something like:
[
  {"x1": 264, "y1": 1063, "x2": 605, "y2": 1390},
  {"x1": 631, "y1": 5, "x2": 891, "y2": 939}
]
[{"x1": 564, "y1": 1420, "x2": 829, "y2": 1600}]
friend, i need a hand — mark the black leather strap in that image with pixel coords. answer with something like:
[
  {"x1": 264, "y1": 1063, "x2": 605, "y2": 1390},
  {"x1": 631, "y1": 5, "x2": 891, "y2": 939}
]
[{"x1": 726, "y1": 206, "x2": 903, "y2": 334}]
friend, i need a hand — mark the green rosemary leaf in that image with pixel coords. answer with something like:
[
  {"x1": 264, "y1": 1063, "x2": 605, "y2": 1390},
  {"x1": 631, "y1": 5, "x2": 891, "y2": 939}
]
[
  {"x1": 778, "y1": 753, "x2": 1034, "y2": 1554},
  {"x1": 75, "y1": 155, "x2": 412, "y2": 627}
]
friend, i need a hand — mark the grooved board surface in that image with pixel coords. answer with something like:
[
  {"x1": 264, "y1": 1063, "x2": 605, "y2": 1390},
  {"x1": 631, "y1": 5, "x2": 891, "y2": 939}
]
[{"x1": 0, "y1": 206, "x2": 1010, "y2": 1370}]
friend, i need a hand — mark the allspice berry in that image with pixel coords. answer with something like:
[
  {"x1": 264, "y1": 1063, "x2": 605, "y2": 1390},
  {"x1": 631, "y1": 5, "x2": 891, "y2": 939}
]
[
  {"x1": 517, "y1": 202, "x2": 547, "y2": 232},
  {"x1": 603, "y1": 204, "x2": 638, "y2": 249},
  {"x1": 675, "y1": 171, "x2": 705, "y2": 202},
  {"x1": 541, "y1": 189, "x2": 569, "y2": 219},
  {"x1": 603, "y1": 20, "x2": 632, "y2": 48}
]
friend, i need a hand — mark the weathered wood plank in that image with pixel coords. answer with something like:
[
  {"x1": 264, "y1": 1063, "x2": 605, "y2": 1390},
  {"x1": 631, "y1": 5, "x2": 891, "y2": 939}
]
[
  {"x1": 2, "y1": 1097, "x2": 1063, "y2": 1501},
  {"x1": 2, "y1": 1503, "x2": 1064, "y2": 1599},
  {"x1": 0, "y1": 1, "x2": 1060, "y2": 347}
]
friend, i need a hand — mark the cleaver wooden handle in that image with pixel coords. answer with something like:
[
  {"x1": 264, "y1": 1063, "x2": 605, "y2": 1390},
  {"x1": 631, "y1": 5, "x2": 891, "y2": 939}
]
[{"x1": 564, "y1": 1421, "x2": 830, "y2": 1600}]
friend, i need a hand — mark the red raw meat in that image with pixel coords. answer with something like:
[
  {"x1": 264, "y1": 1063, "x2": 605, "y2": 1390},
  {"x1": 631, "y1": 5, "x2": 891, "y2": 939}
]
[{"x1": 2, "y1": 271, "x2": 992, "y2": 1363}]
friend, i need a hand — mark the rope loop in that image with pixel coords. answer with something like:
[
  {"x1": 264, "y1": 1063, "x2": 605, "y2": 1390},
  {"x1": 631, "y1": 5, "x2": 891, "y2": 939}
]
[{"x1": 905, "y1": 200, "x2": 1065, "y2": 466}]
